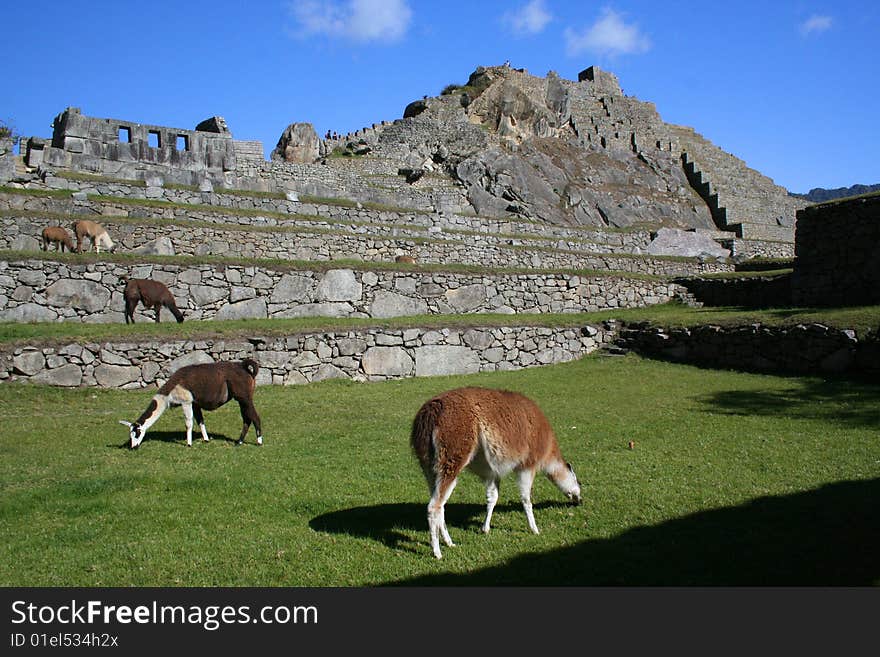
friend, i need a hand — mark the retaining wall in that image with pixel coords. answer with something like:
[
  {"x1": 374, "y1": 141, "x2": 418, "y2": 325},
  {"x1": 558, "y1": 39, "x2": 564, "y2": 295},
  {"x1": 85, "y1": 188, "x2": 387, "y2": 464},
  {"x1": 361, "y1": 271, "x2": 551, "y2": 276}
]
[
  {"x1": 0, "y1": 258, "x2": 683, "y2": 324},
  {"x1": 2, "y1": 215, "x2": 730, "y2": 276},
  {"x1": 0, "y1": 323, "x2": 614, "y2": 388},
  {"x1": 792, "y1": 195, "x2": 880, "y2": 306},
  {"x1": 617, "y1": 321, "x2": 880, "y2": 377}
]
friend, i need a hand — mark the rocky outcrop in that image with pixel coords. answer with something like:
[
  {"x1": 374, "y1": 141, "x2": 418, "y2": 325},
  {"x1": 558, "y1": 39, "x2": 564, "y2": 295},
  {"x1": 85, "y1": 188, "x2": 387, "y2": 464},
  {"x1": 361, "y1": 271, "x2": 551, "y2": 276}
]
[
  {"x1": 271, "y1": 122, "x2": 322, "y2": 163},
  {"x1": 645, "y1": 228, "x2": 730, "y2": 258}
]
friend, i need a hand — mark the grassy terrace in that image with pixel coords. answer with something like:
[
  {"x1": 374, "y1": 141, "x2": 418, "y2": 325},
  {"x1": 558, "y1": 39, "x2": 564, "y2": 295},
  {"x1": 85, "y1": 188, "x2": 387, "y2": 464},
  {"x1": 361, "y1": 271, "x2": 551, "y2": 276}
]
[
  {"x1": 2, "y1": 303, "x2": 878, "y2": 348},
  {"x1": 1, "y1": 352, "x2": 877, "y2": 585}
]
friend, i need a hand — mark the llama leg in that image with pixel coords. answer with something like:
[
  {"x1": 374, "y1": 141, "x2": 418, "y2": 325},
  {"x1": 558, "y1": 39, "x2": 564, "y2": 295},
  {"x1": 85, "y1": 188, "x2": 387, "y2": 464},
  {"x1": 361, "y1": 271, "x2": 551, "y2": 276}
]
[
  {"x1": 236, "y1": 399, "x2": 263, "y2": 445},
  {"x1": 439, "y1": 478, "x2": 457, "y2": 548},
  {"x1": 517, "y1": 469, "x2": 540, "y2": 534},
  {"x1": 482, "y1": 478, "x2": 500, "y2": 534},
  {"x1": 193, "y1": 405, "x2": 209, "y2": 442},
  {"x1": 428, "y1": 476, "x2": 458, "y2": 558},
  {"x1": 182, "y1": 403, "x2": 194, "y2": 446}
]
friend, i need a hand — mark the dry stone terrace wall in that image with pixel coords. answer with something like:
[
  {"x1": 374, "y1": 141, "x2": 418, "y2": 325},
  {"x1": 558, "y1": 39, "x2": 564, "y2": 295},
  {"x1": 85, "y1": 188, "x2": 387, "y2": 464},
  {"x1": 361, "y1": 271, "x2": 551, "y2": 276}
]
[
  {"x1": 0, "y1": 259, "x2": 683, "y2": 324},
  {"x1": 0, "y1": 323, "x2": 615, "y2": 388},
  {"x1": 792, "y1": 194, "x2": 880, "y2": 307},
  {"x1": 1, "y1": 215, "x2": 731, "y2": 276},
  {"x1": 1, "y1": 183, "x2": 658, "y2": 246},
  {"x1": 617, "y1": 321, "x2": 880, "y2": 378}
]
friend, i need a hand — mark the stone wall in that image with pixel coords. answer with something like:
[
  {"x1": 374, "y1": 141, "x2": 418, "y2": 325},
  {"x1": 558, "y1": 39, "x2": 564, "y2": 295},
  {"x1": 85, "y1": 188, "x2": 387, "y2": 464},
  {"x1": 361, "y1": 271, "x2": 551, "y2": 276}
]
[
  {"x1": 617, "y1": 321, "x2": 880, "y2": 378},
  {"x1": 791, "y1": 194, "x2": 880, "y2": 306},
  {"x1": 1, "y1": 215, "x2": 731, "y2": 277},
  {"x1": 37, "y1": 108, "x2": 246, "y2": 187},
  {"x1": 1, "y1": 184, "x2": 659, "y2": 248},
  {"x1": 0, "y1": 258, "x2": 684, "y2": 324},
  {"x1": 0, "y1": 323, "x2": 615, "y2": 388},
  {"x1": 673, "y1": 273, "x2": 792, "y2": 308}
]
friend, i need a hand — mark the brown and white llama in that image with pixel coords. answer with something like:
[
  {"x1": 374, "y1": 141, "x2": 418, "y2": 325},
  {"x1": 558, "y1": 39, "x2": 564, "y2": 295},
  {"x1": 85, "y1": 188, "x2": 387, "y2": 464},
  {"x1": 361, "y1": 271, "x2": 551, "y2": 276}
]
[
  {"x1": 411, "y1": 386, "x2": 581, "y2": 558},
  {"x1": 120, "y1": 275, "x2": 184, "y2": 324},
  {"x1": 40, "y1": 226, "x2": 75, "y2": 252},
  {"x1": 72, "y1": 219, "x2": 116, "y2": 254},
  {"x1": 120, "y1": 359, "x2": 263, "y2": 449}
]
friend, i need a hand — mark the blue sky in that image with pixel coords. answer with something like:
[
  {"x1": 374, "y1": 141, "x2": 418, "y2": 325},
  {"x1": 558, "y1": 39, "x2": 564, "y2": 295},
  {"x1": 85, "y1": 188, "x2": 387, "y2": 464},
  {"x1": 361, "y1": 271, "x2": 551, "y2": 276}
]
[{"x1": 2, "y1": 1, "x2": 877, "y2": 193}]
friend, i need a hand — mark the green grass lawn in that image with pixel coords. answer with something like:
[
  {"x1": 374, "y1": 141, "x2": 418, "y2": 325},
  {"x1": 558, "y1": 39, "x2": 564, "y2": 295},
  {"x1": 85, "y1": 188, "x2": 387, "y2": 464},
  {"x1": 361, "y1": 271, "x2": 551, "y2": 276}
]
[{"x1": 1, "y1": 353, "x2": 877, "y2": 586}]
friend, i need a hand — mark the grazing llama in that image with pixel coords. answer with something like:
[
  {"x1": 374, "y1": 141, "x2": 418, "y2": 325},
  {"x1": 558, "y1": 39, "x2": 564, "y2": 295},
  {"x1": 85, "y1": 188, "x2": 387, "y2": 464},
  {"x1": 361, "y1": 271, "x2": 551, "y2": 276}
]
[
  {"x1": 411, "y1": 386, "x2": 581, "y2": 558},
  {"x1": 40, "y1": 226, "x2": 75, "y2": 252},
  {"x1": 395, "y1": 255, "x2": 417, "y2": 264},
  {"x1": 120, "y1": 359, "x2": 263, "y2": 449},
  {"x1": 73, "y1": 219, "x2": 116, "y2": 253},
  {"x1": 120, "y1": 275, "x2": 184, "y2": 324}
]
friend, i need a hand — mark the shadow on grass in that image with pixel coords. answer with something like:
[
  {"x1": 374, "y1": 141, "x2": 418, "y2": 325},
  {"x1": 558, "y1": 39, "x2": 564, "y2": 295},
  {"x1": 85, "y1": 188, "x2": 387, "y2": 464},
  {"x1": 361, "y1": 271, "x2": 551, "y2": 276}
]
[
  {"x1": 377, "y1": 478, "x2": 879, "y2": 585},
  {"x1": 310, "y1": 501, "x2": 566, "y2": 554},
  {"x1": 111, "y1": 430, "x2": 238, "y2": 449},
  {"x1": 698, "y1": 379, "x2": 880, "y2": 429}
]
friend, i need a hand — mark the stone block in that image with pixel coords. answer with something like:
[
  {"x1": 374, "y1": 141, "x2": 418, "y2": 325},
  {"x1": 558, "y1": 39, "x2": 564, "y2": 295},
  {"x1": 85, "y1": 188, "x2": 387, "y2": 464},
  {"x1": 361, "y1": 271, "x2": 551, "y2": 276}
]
[
  {"x1": 31, "y1": 364, "x2": 82, "y2": 387},
  {"x1": 94, "y1": 364, "x2": 140, "y2": 388},
  {"x1": 362, "y1": 347, "x2": 413, "y2": 377},
  {"x1": 317, "y1": 269, "x2": 362, "y2": 302},
  {"x1": 369, "y1": 290, "x2": 427, "y2": 318},
  {"x1": 215, "y1": 298, "x2": 267, "y2": 320},
  {"x1": 414, "y1": 346, "x2": 480, "y2": 377}
]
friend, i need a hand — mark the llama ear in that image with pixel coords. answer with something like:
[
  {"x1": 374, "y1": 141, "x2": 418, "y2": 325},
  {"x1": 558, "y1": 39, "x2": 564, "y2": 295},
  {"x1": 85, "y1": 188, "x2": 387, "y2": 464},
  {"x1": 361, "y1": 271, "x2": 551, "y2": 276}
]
[{"x1": 119, "y1": 420, "x2": 133, "y2": 427}]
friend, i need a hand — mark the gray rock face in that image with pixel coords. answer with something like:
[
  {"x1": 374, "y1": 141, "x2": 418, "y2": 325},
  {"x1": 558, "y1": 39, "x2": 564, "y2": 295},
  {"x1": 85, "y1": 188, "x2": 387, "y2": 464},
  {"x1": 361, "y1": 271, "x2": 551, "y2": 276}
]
[
  {"x1": 275, "y1": 302, "x2": 353, "y2": 318},
  {"x1": 317, "y1": 269, "x2": 361, "y2": 302},
  {"x1": 362, "y1": 346, "x2": 413, "y2": 377},
  {"x1": 13, "y1": 350, "x2": 45, "y2": 375},
  {"x1": 165, "y1": 351, "x2": 214, "y2": 374},
  {"x1": 445, "y1": 284, "x2": 486, "y2": 312},
  {"x1": 645, "y1": 228, "x2": 730, "y2": 258},
  {"x1": 0, "y1": 303, "x2": 57, "y2": 322},
  {"x1": 414, "y1": 345, "x2": 481, "y2": 377},
  {"x1": 215, "y1": 297, "x2": 268, "y2": 320},
  {"x1": 271, "y1": 274, "x2": 314, "y2": 303},
  {"x1": 131, "y1": 236, "x2": 175, "y2": 256},
  {"x1": 31, "y1": 364, "x2": 82, "y2": 387},
  {"x1": 44, "y1": 280, "x2": 110, "y2": 313},
  {"x1": 370, "y1": 290, "x2": 428, "y2": 318},
  {"x1": 94, "y1": 363, "x2": 140, "y2": 388},
  {"x1": 272, "y1": 122, "x2": 321, "y2": 164}
]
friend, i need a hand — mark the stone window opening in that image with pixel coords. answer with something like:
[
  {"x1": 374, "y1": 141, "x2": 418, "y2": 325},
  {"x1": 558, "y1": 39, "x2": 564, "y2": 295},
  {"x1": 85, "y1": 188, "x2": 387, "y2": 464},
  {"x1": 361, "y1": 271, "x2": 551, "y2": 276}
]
[
  {"x1": 176, "y1": 134, "x2": 189, "y2": 151},
  {"x1": 148, "y1": 130, "x2": 162, "y2": 148},
  {"x1": 118, "y1": 126, "x2": 132, "y2": 143}
]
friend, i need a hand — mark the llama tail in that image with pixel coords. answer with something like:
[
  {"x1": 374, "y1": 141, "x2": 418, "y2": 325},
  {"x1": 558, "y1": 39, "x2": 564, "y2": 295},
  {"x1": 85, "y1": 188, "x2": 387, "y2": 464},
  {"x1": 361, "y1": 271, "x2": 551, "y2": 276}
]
[
  {"x1": 411, "y1": 398, "x2": 442, "y2": 487},
  {"x1": 241, "y1": 358, "x2": 260, "y2": 379}
]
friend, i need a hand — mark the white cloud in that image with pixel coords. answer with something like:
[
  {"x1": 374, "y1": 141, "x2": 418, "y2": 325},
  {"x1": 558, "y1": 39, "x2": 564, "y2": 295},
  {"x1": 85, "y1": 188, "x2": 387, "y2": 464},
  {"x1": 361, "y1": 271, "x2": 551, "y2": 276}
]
[
  {"x1": 564, "y1": 7, "x2": 651, "y2": 58},
  {"x1": 800, "y1": 14, "x2": 833, "y2": 36},
  {"x1": 503, "y1": 0, "x2": 553, "y2": 36},
  {"x1": 289, "y1": 0, "x2": 412, "y2": 43}
]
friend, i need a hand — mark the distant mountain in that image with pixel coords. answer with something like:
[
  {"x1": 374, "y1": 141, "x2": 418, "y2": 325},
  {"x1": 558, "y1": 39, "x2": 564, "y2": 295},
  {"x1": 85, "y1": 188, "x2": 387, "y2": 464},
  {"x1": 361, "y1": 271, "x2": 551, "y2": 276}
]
[{"x1": 790, "y1": 184, "x2": 880, "y2": 203}]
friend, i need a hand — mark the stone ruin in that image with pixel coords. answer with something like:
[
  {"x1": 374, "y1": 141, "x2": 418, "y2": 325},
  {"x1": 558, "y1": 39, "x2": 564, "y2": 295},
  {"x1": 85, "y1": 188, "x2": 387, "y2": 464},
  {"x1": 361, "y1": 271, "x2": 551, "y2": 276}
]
[
  {"x1": 2, "y1": 63, "x2": 817, "y2": 264},
  {"x1": 19, "y1": 107, "x2": 264, "y2": 187}
]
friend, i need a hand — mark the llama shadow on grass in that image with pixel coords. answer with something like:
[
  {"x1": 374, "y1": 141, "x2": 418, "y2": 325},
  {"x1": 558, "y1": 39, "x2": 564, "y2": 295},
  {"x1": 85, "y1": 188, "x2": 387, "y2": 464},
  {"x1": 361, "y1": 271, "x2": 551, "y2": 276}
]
[
  {"x1": 387, "y1": 478, "x2": 880, "y2": 586},
  {"x1": 310, "y1": 500, "x2": 568, "y2": 554},
  {"x1": 112, "y1": 430, "x2": 238, "y2": 449}
]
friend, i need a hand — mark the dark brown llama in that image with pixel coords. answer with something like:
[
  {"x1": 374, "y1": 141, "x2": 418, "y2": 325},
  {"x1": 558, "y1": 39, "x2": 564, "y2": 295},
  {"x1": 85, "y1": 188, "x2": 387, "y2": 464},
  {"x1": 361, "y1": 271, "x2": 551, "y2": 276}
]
[
  {"x1": 120, "y1": 359, "x2": 263, "y2": 448},
  {"x1": 121, "y1": 276, "x2": 184, "y2": 324}
]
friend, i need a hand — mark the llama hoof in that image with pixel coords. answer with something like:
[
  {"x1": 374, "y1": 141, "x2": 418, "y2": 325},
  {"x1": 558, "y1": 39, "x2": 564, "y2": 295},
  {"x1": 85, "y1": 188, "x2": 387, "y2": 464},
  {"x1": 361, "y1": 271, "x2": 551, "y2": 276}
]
[
  {"x1": 257, "y1": 436, "x2": 263, "y2": 446},
  {"x1": 235, "y1": 439, "x2": 243, "y2": 446}
]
